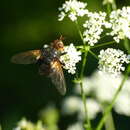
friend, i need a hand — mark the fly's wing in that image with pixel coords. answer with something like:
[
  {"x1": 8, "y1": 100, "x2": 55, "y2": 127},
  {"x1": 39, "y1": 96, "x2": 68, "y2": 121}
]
[
  {"x1": 11, "y1": 50, "x2": 41, "y2": 64},
  {"x1": 49, "y1": 60, "x2": 66, "y2": 95}
]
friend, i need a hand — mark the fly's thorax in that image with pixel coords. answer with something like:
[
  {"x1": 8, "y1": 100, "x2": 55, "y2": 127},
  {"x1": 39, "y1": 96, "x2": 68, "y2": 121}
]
[
  {"x1": 39, "y1": 47, "x2": 60, "y2": 65},
  {"x1": 42, "y1": 47, "x2": 59, "y2": 58}
]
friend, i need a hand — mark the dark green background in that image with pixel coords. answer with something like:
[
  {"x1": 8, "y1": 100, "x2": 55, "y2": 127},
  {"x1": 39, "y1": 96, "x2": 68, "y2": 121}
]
[{"x1": 1, "y1": 0, "x2": 130, "y2": 129}]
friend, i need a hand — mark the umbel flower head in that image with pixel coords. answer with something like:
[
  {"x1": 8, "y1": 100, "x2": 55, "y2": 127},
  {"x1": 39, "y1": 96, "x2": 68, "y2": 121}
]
[
  {"x1": 98, "y1": 48, "x2": 129, "y2": 76},
  {"x1": 62, "y1": 96, "x2": 81, "y2": 115},
  {"x1": 60, "y1": 43, "x2": 81, "y2": 74},
  {"x1": 107, "y1": 6, "x2": 130, "y2": 43},
  {"x1": 58, "y1": 0, "x2": 88, "y2": 21},
  {"x1": 83, "y1": 11, "x2": 108, "y2": 46}
]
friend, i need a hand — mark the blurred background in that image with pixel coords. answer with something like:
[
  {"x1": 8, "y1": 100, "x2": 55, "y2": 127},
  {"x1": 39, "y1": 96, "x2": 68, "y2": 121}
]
[{"x1": 0, "y1": 0, "x2": 130, "y2": 129}]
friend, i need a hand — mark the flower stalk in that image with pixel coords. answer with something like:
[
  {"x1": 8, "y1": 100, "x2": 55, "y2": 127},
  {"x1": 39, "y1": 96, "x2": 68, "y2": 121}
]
[
  {"x1": 96, "y1": 65, "x2": 130, "y2": 130},
  {"x1": 75, "y1": 20, "x2": 92, "y2": 130},
  {"x1": 88, "y1": 50, "x2": 98, "y2": 60},
  {"x1": 91, "y1": 41, "x2": 116, "y2": 49},
  {"x1": 124, "y1": 38, "x2": 130, "y2": 54},
  {"x1": 104, "y1": 111, "x2": 115, "y2": 130},
  {"x1": 102, "y1": 104, "x2": 115, "y2": 130},
  {"x1": 80, "y1": 51, "x2": 92, "y2": 130},
  {"x1": 107, "y1": 3, "x2": 111, "y2": 15},
  {"x1": 111, "y1": 0, "x2": 117, "y2": 10}
]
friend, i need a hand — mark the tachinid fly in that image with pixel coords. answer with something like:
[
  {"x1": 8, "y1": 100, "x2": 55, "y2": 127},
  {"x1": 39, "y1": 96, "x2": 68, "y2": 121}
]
[{"x1": 11, "y1": 36, "x2": 66, "y2": 95}]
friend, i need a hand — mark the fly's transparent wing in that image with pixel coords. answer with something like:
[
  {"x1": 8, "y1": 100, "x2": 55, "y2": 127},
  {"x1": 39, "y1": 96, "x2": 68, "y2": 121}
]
[
  {"x1": 49, "y1": 60, "x2": 66, "y2": 95},
  {"x1": 11, "y1": 50, "x2": 41, "y2": 64}
]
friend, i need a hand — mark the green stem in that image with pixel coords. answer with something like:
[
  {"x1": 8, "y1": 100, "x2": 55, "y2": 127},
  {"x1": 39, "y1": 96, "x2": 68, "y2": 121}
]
[
  {"x1": 112, "y1": 0, "x2": 117, "y2": 10},
  {"x1": 75, "y1": 20, "x2": 86, "y2": 45},
  {"x1": 75, "y1": 20, "x2": 92, "y2": 130},
  {"x1": 124, "y1": 38, "x2": 130, "y2": 54},
  {"x1": 96, "y1": 65, "x2": 130, "y2": 130},
  {"x1": 102, "y1": 105, "x2": 115, "y2": 130},
  {"x1": 105, "y1": 111, "x2": 115, "y2": 130},
  {"x1": 80, "y1": 51, "x2": 92, "y2": 130},
  {"x1": 76, "y1": 45, "x2": 83, "y2": 49},
  {"x1": 80, "y1": 51, "x2": 88, "y2": 78},
  {"x1": 107, "y1": 3, "x2": 111, "y2": 15},
  {"x1": 88, "y1": 50, "x2": 99, "y2": 60},
  {"x1": 91, "y1": 41, "x2": 115, "y2": 49},
  {"x1": 106, "y1": 0, "x2": 116, "y2": 11},
  {"x1": 100, "y1": 34, "x2": 107, "y2": 40},
  {"x1": 76, "y1": 40, "x2": 115, "y2": 50}
]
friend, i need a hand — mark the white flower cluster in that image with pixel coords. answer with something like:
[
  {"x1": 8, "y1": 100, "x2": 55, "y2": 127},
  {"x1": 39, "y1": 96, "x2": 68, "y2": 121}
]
[
  {"x1": 58, "y1": 0, "x2": 130, "y2": 44},
  {"x1": 83, "y1": 12, "x2": 108, "y2": 46},
  {"x1": 62, "y1": 96, "x2": 81, "y2": 115},
  {"x1": 74, "y1": 77, "x2": 93, "y2": 95},
  {"x1": 74, "y1": 71, "x2": 130, "y2": 116},
  {"x1": 78, "y1": 98, "x2": 101, "y2": 120},
  {"x1": 62, "y1": 96, "x2": 101, "y2": 120},
  {"x1": 58, "y1": 0, "x2": 88, "y2": 21},
  {"x1": 108, "y1": 7, "x2": 130, "y2": 43},
  {"x1": 98, "y1": 48, "x2": 129, "y2": 76},
  {"x1": 60, "y1": 43, "x2": 81, "y2": 74}
]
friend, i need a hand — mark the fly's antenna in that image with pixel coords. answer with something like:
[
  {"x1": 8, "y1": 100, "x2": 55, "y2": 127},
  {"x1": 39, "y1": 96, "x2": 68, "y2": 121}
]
[{"x1": 59, "y1": 35, "x2": 65, "y2": 41}]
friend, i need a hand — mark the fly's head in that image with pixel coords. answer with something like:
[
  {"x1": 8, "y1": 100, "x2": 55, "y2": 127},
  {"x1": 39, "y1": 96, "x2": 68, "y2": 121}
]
[{"x1": 51, "y1": 36, "x2": 65, "y2": 52}]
